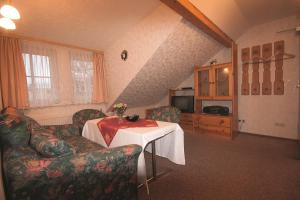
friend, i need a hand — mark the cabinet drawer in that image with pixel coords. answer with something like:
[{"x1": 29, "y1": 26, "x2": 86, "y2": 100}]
[
  {"x1": 198, "y1": 116, "x2": 231, "y2": 128},
  {"x1": 198, "y1": 125, "x2": 231, "y2": 136},
  {"x1": 180, "y1": 113, "x2": 193, "y2": 123}
]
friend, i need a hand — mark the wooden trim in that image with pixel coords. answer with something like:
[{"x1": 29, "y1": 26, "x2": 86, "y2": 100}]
[
  {"x1": 199, "y1": 62, "x2": 232, "y2": 68},
  {"x1": 160, "y1": 0, "x2": 233, "y2": 47},
  {"x1": 231, "y1": 42, "x2": 238, "y2": 135},
  {"x1": 0, "y1": 32, "x2": 104, "y2": 54}
]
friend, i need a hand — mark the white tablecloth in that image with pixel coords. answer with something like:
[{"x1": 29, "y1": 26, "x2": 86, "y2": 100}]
[{"x1": 82, "y1": 118, "x2": 185, "y2": 182}]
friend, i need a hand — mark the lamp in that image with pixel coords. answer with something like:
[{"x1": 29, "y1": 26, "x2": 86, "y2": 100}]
[
  {"x1": 0, "y1": 4, "x2": 20, "y2": 20},
  {"x1": 0, "y1": 0, "x2": 20, "y2": 30},
  {"x1": 0, "y1": 17, "x2": 15, "y2": 29}
]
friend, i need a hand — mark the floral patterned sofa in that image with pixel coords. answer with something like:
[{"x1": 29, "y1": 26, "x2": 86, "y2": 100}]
[
  {"x1": 0, "y1": 107, "x2": 142, "y2": 200},
  {"x1": 146, "y1": 106, "x2": 181, "y2": 123},
  {"x1": 72, "y1": 109, "x2": 107, "y2": 135}
]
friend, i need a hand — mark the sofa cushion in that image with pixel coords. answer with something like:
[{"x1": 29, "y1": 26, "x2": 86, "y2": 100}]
[
  {"x1": 63, "y1": 135, "x2": 104, "y2": 153},
  {"x1": 30, "y1": 128, "x2": 75, "y2": 157},
  {"x1": 0, "y1": 111, "x2": 30, "y2": 148}
]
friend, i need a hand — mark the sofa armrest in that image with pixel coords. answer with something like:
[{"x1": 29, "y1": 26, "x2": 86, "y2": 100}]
[
  {"x1": 42, "y1": 124, "x2": 80, "y2": 138},
  {"x1": 3, "y1": 144, "x2": 142, "y2": 200}
]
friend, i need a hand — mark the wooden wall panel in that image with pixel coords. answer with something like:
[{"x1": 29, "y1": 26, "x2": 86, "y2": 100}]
[
  {"x1": 262, "y1": 43, "x2": 272, "y2": 95},
  {"x1": 251, "y1": 45, "x2": 261, "y2": 95},
  {"x1": 241, "y1": 48, "x2": 250, "y2": 95},
  {"x1": 274, "y1": 40, "x2": 284, "y2": 95}
]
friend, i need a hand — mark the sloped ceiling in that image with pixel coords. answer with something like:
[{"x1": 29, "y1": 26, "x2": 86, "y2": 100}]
[
  {"x1": 115, "y1": 19, "x2": 222, "y2": 107},
  {"x1": 234, "y1": 0, "x2": 300, "y2": 25},
  {"x1": 11, "y1": 0, "x2": 161, "y2": 50},
  {"x1": 189, "y1": 0, "x2": 300, "y2": 39}
]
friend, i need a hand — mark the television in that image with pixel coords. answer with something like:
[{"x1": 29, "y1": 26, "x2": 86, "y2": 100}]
[{"x1": 171, "y1": 96, "x2": 194, "y2": 113}]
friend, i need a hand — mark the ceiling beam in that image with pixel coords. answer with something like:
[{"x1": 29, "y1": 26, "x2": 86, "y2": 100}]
[{"x1": 160, "y1": 0, "x2": 233, "y2": 47}]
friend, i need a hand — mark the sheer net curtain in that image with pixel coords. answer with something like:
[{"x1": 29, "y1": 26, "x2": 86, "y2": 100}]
[
  {"x1": 22, "y1": 41, "x2": 60, "y2": 107},
  {"x1": 70, "y1": 50, "x2": 94, "y2": 104}
]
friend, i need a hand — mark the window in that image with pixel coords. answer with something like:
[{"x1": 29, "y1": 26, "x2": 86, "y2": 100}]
[
  {"x1": 22, "y1": 41, "x2": 59, "y2": 107},
  {"x1": 70, "y1": 51, "x2": 94, "y2": 104},
  {"x1": 21, "y1": 41, "x2": 105, "y2": 108}
]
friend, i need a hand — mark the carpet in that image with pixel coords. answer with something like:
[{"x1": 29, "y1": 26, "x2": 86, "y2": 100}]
[{"x1": 138, "y1": 132, "x2": 300, "y2": 200}]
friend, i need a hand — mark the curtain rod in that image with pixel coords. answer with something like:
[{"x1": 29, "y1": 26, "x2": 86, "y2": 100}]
[{"x1": 0, "y1": 32, "x2": 104, "y2": 54}]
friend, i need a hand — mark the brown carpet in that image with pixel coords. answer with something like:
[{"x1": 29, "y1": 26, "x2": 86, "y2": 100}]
[{"x1": 138, "y1": 132, "x2": 300, "y2": 200}]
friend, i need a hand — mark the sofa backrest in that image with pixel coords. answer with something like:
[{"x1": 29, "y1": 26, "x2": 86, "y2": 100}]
[
  {"x1": 146, "y1": 106, "x2": 181, "y2": 123},
  {"x1": 72, "y1": 109, "x2": 106, "y2": 134},
  {"x1": 0, "y1": 107, "x2": 40, "y2": 148}
]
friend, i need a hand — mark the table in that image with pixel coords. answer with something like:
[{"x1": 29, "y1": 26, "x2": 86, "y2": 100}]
[{"x1": 82, "y1": 118, "x2": 186, "y2": 182}]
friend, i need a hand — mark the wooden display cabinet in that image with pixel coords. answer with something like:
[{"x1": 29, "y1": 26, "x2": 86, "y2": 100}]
[
  {"x1": 193, "y1": 44, "x2": 238, "y2": 139},
  {"x1": 194, "y1": 62, "x2": 233, "y2": 100}
]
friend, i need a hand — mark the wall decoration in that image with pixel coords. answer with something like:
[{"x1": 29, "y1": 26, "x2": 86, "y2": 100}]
[
  {"x1": 121, "y1": 50, "x2": 128, "y2": 61},
  {"x1": 262, "y1": 43, "x2": 272, "y2": 95},
  {"x1": 274, "y1": 40, "x2": 284, "y2": 95},
  {"x1": 241, "y1": 48, "x2": 250, "y2": 95},
  {"x1": 251, "y1": 45, "x2": 261, "y2": 95}
]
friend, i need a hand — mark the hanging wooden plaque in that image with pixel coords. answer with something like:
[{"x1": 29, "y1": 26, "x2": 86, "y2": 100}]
[
  {"x1": 251, "y1": 45, "x2": 261, "y2": 95},
  {"x1": 241, "y1": 48, "x2": 250, "y2": 95},
  {"x1": 262, "y1": 43, "x2": 272, "y2": 95},
  {"x1": 274, "y1": 40, "x2": 284, "y2": 95}
]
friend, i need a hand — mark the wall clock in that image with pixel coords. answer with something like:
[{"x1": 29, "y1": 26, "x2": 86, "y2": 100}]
[{"x1": 121, "y1": 50, "x2": 128, "y2": 61}]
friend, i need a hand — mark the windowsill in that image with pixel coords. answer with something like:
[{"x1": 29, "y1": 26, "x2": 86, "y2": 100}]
[{"x1": 24, "y1": 102, "x2": 107, "y2": 110}]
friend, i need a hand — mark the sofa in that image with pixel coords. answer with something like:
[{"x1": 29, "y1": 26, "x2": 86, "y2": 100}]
[
  {"x1": 72, "y1": 109, "x2": 107, "y2": 135},
  {"x1": 146, "y1": 106, "x2": 181, "y2": 123},
  {"x1": 0, "y1": 107, "x2": 142, "y2": 200}
]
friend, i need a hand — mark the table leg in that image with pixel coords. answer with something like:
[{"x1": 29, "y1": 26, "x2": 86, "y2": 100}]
[{"x1": 151, "y1": 141, "x2": 157, "y2": 179}]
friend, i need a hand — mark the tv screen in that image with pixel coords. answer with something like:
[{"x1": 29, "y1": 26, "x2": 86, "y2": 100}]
[{"x1": 171, "y1": 96, "x2": 194, "y2": 113}]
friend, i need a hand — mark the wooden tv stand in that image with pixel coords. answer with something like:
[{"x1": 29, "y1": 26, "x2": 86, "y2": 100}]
[
  {"x1": 192, "y1": 113, "x2": 233, "y2": 137},
  {"x1": 179, "y1": 112, "x2": 193, "y2": 131}
]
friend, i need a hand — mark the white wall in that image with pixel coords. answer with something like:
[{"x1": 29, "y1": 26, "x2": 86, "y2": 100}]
[
  {"x1": 237, "y1": 16, "x2": 299, "y2": 140},
  {"x1": 25, "y1": 104, "x2": 106, "y2": 125}
]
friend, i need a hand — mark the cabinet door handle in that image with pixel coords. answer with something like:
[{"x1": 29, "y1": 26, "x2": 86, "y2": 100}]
[{"x1": 219, "y1": 120, "x2": 224, "y2": 124}]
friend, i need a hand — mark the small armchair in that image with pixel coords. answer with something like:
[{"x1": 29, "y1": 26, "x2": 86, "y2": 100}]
[
  {"x1": 146, "y1": 106, "x2": 181, "y2": 123},
  {"x1": 72, "y1": 109, "x2": 106, "y2": 134}
]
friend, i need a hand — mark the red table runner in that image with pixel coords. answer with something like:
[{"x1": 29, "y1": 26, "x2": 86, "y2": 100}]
[{"x1": 97, "y1": 117, "x2": 158, "y2": 146}]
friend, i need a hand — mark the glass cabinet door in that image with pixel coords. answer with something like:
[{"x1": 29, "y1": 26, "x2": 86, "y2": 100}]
[
  {"x1": 215, "y1": 67, "x2": 230, "y2": 97},
  {"x1": 198, "y1": 69, "x2": 210, "y2": 97}
]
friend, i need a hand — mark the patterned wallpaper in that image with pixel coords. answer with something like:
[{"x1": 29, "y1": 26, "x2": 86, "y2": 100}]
[
  {"x1": 115, "y1": 19, "x2": 222, "y2": 107},
  {"x1": 105, "y1": 5, "x2": 182, "y2": 108}
]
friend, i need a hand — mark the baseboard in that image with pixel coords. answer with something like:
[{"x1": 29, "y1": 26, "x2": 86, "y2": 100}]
[{"x1": 238, "y1": 131, "x2": 298, "y2": 142}]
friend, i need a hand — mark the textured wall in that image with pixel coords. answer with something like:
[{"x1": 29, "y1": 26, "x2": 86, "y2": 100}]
[
  {"x1": 105, "y1": 5, "x2": 182, "y2": 108},
  {"x1": 115, "y1": 19, "x2": 222, "y2": 107}
]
